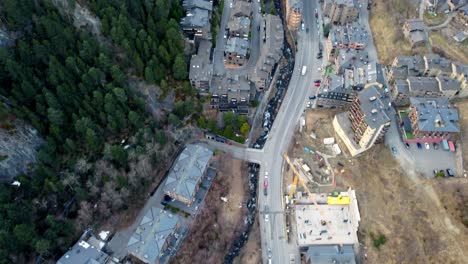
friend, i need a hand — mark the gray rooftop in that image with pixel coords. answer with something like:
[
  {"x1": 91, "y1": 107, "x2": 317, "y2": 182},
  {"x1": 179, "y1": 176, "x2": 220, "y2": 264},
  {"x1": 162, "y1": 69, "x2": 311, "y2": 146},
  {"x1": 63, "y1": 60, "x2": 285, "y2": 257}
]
[
  {"x1": 180, "y1": 8, "x2": 210, "y2": 28},
  {"x1": 410, "y1": 97, "x2": 459, "y2": 133},
  {"x1": 409, "y1": 30, "x2": 426, "y2": 43},
  {"x1": 182, "y1": 0, "x2": 213, "y2": 11},
  {"x1": 407, "y1": 77, "x2": 440, "y2": 92},
  {"x1": 228, "y1": 16, "x2": 251, "y2": 34},
  {"x1": 189, "y1": 40, "x2": 213, "y2": 82},
  {"x1": 288, "y1": 0, "x2": 303, "y2": 10},
  {"x1": 231, "y1": 1, "x2": 252, "y2": 17},
  {"x1": 424, "y1": 54, "x2": 452, "y2": 73},
  {"x1": 394, "y1": 79, "x2": 410, "y2": 94},
  {"x1": 307, "y1": 245, "x2": 356, "y2": 264},
  {"x1": 438, "y1": 77, "x2": 461, "y2": 91},
  {"x1": 327, "y1": 74, "x2": 345, "y2": 91},
  {"x1": 225, "y1": 37, "x2": 249, "y2": 56},
  {"x1": 394, "y1": 55, "x2": 425, "y2": 70},
  {"x1": 127, "y1": 206, "x2": 180, "y2": 263},
  {"x1": 164, "y1": 144, "x2": 213, "y2": 201},
  {"x1": 330, "y1": 24, "x2": 369, "y2": 47},
  {"x1": 406, "y1": 19, "x2": 425, "y2": 31},
  {"x1": 357, "y1": 86, "x2": 391, "y2": 129},
  {"x1": 57, "y1": 235, "x2": 109, "y2": 264}
]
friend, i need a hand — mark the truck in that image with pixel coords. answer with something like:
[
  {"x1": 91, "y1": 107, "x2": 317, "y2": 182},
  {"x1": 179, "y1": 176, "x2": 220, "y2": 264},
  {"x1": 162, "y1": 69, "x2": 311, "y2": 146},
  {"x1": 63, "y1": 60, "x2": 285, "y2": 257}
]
[
  {"x1": 442, "y1": 139, "x2": 449, "y2": 151},
  {"x1": 301, "y1": 66, "x2": 307, "y2": 76}
]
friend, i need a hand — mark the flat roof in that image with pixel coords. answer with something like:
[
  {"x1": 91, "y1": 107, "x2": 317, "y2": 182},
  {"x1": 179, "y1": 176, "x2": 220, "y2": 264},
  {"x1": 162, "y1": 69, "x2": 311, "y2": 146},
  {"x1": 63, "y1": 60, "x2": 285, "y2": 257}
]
[
  {"x1": 357, "y1": 86, "x2": 391, "y2": 129},
  {"x1": 294, "y1": 191, "x2": 360, "y2": 247},
  {"x1": 307, "y1": 245, "x2": 356, "y2": 264},
  {"x1": 225, "y1": 37, "x2": 249, "y2": 56},
  {"x1": 57, "y1": 235, "x2": 109, "y2": 264},
  {"x1": 189, "y1": 40, "x2": 213, "y2": 82},
  {"x1": 180, "y1": 8, "x2": 210, "y2": 28}
]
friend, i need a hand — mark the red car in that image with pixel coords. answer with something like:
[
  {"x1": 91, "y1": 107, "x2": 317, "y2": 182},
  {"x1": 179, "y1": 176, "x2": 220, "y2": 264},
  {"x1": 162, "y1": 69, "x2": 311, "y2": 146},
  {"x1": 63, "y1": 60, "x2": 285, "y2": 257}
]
[
  {"x1": 263, "y1": 180, "x2": 268, "y2": 188},
  {"x1": 314, "y1": 82, "x2": 321, "y2": 87}
]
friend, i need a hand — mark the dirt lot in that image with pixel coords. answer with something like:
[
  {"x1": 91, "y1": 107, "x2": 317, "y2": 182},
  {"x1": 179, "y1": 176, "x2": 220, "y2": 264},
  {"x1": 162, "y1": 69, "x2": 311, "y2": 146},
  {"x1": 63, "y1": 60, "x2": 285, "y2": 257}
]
[
  {"x1": 171, "y1": 155, "x2": 251, "y2": 264},
  {"x1": 369, "y1": 0, "x2": 419, "y2": 64},
  {"x1": 233, "y1": 218, "x2": 261, "y2": 264},
  {"x1": 289, "y1": 110, "x2": 468, "y2": 263}
]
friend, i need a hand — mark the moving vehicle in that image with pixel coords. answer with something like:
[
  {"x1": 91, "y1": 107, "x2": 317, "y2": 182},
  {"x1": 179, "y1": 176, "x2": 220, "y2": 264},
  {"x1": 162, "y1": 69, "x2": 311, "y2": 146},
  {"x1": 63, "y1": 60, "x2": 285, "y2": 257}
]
[
  {"x1": 265, "y1": 171, "x2": 269, "y2": 179},
  {"x1": 417, "y1": 142, "x2": 422, "y2": 149},
  {"x1": 301, "y1": 22, "x2": 305, "y2": 31},
  {"x1": 264, "y1": 205, "x2": 270, "y2": 222},
  {"x1": 425, "y1": 142, "x2": 430, "y2": 150},
  {"x1": 433, "y1": 142, "x2": 439, "y2": 150},
  {"x1": 301, "y1": 66, "x2": 307, "y2": 76},
  {"x1": 314, "y1": 82, "x2": 320, "y2": 87},
  {"x1": 391, "y1": 147, "x2": 397, "y2": 155},
  {"x1": 314, "y1": 79, "x2": 321, "y2": 83}
]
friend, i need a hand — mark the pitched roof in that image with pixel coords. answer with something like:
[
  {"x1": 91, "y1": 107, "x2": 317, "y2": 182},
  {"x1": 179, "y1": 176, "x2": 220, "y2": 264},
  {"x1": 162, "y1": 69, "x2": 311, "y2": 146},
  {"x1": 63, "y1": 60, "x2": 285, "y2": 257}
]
[
  {"x1": 410, "y1": 97, "x2": 459, "y2": 133},
  {"x1": 357, "y1": 86, "x2": 391, "y2": 129},
  {"x1": 163, "y1": 144, "x2": 213, "y2": 201},
  {"x1": 127, "y1": 207, "x2": 180, "y2": 263}
]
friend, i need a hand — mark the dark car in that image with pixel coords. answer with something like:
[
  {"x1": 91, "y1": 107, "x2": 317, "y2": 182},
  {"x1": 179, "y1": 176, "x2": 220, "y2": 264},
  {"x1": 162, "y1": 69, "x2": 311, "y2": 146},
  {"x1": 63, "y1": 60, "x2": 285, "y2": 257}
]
[
  {"x1": 433, "y1": 142, "x2": 439, "y2": 150},
  {"x1": 314, "y1": 79, "x2": 321, "y2": 83},
  {"x1": 405, "y1": 143, "x2": 410, "y2": 149},
  {"x1": 446, "y1": 169, "x2": 454, "y2": 177},
  {"x1": 391, "y1": 147, "x2": 397, "y2": 155},
  {"x1": 309, "y1": 95, "x2": 316, "y2": 100},
  {"x1": 417, "y1": 142, "x2": 422, "y2": 149}
]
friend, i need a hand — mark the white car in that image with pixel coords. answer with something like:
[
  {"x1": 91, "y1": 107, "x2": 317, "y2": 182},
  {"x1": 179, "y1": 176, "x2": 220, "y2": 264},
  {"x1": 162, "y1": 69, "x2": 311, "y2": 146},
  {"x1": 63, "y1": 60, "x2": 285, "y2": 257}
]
[
  {"x1": 229, "y1": 2, "x2": 233, "y2": 8},
  {"x1": 265, "y1": 171, "x2": 269, "y2": 179},
  {"x1": 425, "y1": 142, "x2": 430, "y2": 150}
]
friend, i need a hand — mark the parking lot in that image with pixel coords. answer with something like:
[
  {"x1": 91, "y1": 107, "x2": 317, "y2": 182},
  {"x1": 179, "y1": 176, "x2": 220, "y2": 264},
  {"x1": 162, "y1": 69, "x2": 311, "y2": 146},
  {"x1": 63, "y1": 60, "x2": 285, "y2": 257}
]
[{"x1": 402, "y1": 142, "x2": 457, "y2": 178}]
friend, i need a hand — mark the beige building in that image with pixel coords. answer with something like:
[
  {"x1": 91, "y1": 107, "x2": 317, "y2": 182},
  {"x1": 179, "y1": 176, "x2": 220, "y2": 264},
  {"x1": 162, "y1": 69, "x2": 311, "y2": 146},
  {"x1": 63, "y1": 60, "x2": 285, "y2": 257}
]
[{"x1": 286, "y1": 0, "x2": 303, "y2": 30}]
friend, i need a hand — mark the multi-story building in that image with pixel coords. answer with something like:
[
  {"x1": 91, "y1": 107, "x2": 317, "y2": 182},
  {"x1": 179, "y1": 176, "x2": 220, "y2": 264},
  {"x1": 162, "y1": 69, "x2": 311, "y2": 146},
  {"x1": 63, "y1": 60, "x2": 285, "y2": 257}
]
[
  {"x1": 286, "y1": 0, "x2": 303, "y2": 30},
  {"x1": 58, "y1": 230, "x2": 111, "y2": 264},
  {"x1": 227, "y1": 16, "x2": 251, "y2": 39},
  {"x1": 127, "y1": 206, "x2": 181, "y2": 264},
  {"x1": 180, "y1": 0, "x2": 213, "y2": 41},
  {"x1": 163, "y1": 144, "x2": 213, "y2": 206},
  {"x1": 250, "y1": 14, "x2": 284, "y2": 91},
  {"x1": 224, "y1": 37, "x2": 249, "y2": 66},
  {"x1": 323, "y1": 0, "x2": 359, "y2": 25},
  {"x1": 231, "y1": 0, "x2": 252, "y2": 17},
  {"x1": 392, "y1": 76, "x2": 462, "y2": 106},
  {"x1": 402, "y1": 19, "x2": 426, "y2": 47},
  {"x1": 423, "y1": 54, "x2": 453, "y2": 77},
  {"x1": 407, "y1": 97, "x2": 459, "y2": 142},
  {"x1": 210, "y1": 74, "x2": 252, "y2": 114},
  {"x1": 333, "y1": 86, "x2": 391, "y2": 156},
  {"x1": 326, "y1": 23, "x2": 368, "y2": 62},
  {"x1": 189, "y1": 40, "x2": 213, "y2": 94},
  {"x1": 387, "y1": 55, "x2": 425, "y2": 83}
]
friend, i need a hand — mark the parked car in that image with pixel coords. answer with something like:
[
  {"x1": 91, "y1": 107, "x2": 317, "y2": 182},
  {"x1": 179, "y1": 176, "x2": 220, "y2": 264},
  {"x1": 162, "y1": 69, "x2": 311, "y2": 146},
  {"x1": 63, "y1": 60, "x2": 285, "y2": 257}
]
[
  {"x1": 314, "y1": 82, "x2": 320, "y2": 87},
  {"x1": 425, "y1": 142, "x2": 430, "y2": 150},
  {"x1": 405, "y1": 143, "x2": 410, "y2": 149},
  {"x1": 314, "y1": 79, "x2": 321, "y2": 83},
  {"x1": 433, "y1": 142, "x2": 439, "y2": 150},
  {"x1": 417, "y1": 142, "x2": 422, "y2": 149},
  {"x1": 391, "y1": 147, "x2": 397, "y2": 155},
  {"x1": 446, "y1": 169, "x2": 454, "y2": 177},
  {"x1": 309, "y1": 95, "x2": 316, "y2": 100},
  {"x1": 265, "y1": 171, "x2": 269, "y2": 179},
  {"x1": 264, "y1": 205, "x2": 270, "y2": 221}
]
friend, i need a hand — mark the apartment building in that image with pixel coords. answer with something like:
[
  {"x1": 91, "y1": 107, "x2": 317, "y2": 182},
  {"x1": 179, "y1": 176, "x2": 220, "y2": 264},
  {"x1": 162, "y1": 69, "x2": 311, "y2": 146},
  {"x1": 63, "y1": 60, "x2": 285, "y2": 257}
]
[
  {"x1": 323, "y1": 0, "x2": 359, "y2": 25},
  {"x1": 407, "y1": 97, "x2": 459, "y2": 142},
  {"x1": 189, "y1": 40, "x2": 213, "y2": 94},
  {"x1": 228, "y1": 16, "x2": 251, "y2": 39},
  {"x1": 286, "y1": 0, "x2": 303, "y2": 30},
  {"x1": 387, "y1": 55, "x2": 425, "y2": 82},
  {"x1": 333, "y1": 86, "x2": 391, "y2": 156},
  {"x1": 327, "y1": 23, "x2": 368, "y2": 62},
  {"x1": 250, "y1": 14, "x2": 284, "y2": 91},
  {"x1": 224, "y1": 37, "x2": 249, "y2": 66},
  {"x1": 180, "y1": 0, "x2": 213, "y2": 40}
]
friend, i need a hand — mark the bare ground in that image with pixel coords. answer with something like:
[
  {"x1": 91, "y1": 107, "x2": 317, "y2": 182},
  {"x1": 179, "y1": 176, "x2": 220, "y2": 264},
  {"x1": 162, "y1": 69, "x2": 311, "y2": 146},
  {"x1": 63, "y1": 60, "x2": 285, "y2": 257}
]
[
  {"x1": 289, "y1": 110, "x2": 468, "y2": 263},
  {"x1": 171, "y1": 155, "x2": 251, "y2": 264}
]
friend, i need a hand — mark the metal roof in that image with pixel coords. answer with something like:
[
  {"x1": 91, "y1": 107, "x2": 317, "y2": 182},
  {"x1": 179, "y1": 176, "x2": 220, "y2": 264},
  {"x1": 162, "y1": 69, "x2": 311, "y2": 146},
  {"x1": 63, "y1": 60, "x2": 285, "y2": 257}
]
[
  {"x1": 163, "y1": 144, "x2": 213, "y2": 201},
  {"x1": 127, "y1": 206, "x2": 180, "y2": 264},
  {"x1": 306, "y1": 245, "x2": 356, "y2": 264}
]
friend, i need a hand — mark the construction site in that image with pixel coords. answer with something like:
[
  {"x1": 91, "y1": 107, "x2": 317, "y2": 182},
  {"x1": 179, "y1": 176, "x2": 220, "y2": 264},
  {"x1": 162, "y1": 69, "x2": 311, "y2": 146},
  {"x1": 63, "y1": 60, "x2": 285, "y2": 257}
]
[{"x1": 283, "y1": 109, "x2": 468, "y2": 263}]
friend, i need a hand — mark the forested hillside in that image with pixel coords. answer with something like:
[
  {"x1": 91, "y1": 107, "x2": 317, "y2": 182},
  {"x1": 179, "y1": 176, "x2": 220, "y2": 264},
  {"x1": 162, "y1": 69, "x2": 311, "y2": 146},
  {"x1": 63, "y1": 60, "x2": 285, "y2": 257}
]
[{"x1": 0, "y1": 0, "x2": 195, "y2": 262}]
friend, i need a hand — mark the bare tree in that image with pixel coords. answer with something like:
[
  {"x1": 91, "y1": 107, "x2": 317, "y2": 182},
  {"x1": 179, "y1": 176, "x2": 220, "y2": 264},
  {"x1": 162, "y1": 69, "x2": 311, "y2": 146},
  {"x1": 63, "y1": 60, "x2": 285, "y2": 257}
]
[
  {"x1": 62, "y1": 171, "x2": 79, "y2": 191},
  {"x1": 75, "y1": 158, "x2": 91, "y2": 175},
  {"x1": 77, "y1": 201, "x2": 93, "y2": 229}
]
